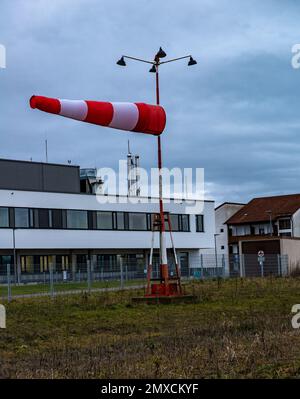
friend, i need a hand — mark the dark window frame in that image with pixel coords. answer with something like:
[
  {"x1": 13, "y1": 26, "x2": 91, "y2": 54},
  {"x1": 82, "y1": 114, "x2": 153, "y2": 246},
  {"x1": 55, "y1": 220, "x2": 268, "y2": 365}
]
[
  {"x1": 96, "y1": 211, "x2": 114, "y2": 230},
  {"x1": 0, "y1": 207, "x2": 10, "y2": 228},
  {"x1": 128, "y1": 212, "x2": 148, "y2": 231},
  {"x1": 278, "y1": 218, "x2": 291, "y2": 230},
  {"x1": 0, "y1": 206, "x2": 193, "y2": 233},
  {"x1": 196, "y1": 215, "x2": 204, "y2": 232}
]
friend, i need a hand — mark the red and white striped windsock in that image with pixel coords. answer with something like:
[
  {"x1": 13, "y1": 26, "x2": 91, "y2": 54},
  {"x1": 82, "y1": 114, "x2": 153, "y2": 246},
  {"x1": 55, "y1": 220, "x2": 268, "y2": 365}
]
[{"x1": 30, "y1": 95, "x2": 166, "y2": 136}]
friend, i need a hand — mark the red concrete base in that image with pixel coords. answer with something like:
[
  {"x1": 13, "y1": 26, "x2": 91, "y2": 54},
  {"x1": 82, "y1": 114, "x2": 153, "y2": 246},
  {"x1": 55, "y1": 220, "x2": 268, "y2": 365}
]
[{"x1": 150, "y1": 281, "x2": 179, "y2": 296}]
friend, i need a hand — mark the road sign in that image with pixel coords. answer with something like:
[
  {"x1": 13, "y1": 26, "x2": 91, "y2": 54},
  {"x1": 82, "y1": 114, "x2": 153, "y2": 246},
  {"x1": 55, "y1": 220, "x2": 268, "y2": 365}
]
[{"x1": 258, "y1": 250, "x2": 265, "y2": 258}]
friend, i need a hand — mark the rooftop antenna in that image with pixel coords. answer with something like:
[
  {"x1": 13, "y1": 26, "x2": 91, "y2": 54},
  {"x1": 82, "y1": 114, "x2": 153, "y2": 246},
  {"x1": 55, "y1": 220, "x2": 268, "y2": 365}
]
[
  {"x1": 128, "y1": 139, "x2": 131, "y2": 156},
  {"x1": 127, "y1": 141, "x2": 140, "y2": 197},
  {"x1": 45, "y1": 139, "x2": 48, "y2": 163}
]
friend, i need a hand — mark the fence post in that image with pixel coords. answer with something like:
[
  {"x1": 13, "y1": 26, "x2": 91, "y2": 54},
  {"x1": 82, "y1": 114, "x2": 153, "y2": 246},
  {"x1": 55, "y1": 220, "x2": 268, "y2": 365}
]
[
  {"x1": 119, "y1": 256, "x2": 124, "y2": 289},
  {"x1": 49, "y1": 263, "x2": 54, "y2": 298},
  {"x1": 260, "y1": 259, "x2": 264, "y2": 278},
  {"x1": 200, "y1": 254, "x2": 204, "y2": 280},
  {"x1": 7, "y1": 264, "x2": 12, "y2": 302},
  {"x1": 222, "y1": 254, "x2": 225, "y2": 278},
  {"x1": 87, "y1": 260, "x2": 91, "y2": 293},
  {"x1": 239, "y1": 254, "x2": 244, "y2": 278},
  {"x1": 277, "y1": 254, "x2": 282, "y2": 277}
]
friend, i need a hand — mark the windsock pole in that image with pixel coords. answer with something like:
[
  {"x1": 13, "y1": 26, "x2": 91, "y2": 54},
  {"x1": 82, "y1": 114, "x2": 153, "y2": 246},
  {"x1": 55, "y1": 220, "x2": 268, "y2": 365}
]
[
  {"x1": 118, "y1": 48, "x2": 198, "y2": 302},
  {"x1": 155, "y1": 58, "x2": 169, "y2": 292}
]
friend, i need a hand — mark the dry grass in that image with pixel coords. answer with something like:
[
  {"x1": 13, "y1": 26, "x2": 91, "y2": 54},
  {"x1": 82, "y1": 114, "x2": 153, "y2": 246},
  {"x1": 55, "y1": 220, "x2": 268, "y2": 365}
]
[{"x1": 1, "y1": 277, "x2": 300, "y2": 379}]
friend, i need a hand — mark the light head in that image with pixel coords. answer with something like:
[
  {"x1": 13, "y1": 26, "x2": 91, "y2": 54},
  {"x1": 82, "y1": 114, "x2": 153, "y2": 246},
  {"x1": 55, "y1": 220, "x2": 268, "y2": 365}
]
[
  {"x1": 188, "y1": 56, "x2": 197, "y2": 66},
  {"x1": 116, "y1": 56, "x2": 126, "y2": 66}
]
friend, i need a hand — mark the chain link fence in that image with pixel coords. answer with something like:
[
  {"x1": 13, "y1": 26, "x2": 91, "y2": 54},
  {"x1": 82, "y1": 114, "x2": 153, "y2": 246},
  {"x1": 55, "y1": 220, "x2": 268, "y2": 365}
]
[{"x1": 0, "y1": 253, "x2": 292, "y2": 301}]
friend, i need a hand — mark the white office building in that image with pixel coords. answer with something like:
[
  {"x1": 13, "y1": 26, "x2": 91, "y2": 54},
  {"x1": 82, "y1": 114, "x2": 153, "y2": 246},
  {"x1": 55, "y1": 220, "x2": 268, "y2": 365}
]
[{"x1": 0, "y1": 158, "x2": 215, "y2": 280}]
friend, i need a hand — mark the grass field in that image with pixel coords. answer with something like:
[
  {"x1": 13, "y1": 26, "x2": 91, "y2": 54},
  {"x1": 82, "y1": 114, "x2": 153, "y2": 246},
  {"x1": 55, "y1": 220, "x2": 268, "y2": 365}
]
[
  {"x1": 1, "y1": 277, "x2": 300, "y2": 379},
  {"x1": 0, "y1": 278, "x2": 143, "y2": 297}
]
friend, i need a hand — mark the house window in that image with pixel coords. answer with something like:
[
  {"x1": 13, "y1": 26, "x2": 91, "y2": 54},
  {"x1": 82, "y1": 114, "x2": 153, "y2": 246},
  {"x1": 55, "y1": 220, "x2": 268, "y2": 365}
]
[
  {"x1": 0, "y1": 208, "x2": 9, "y2": 227},
  {"x1": 129, "y1": 213, "x2": 147, "y2": 230},
  {"x1": 96, "y1": 211, "x2": 113, "y2": 230},
  {"x1": 220, "y1": 228, "x2": 224, "y2": 233},
  {"x1": 221, "y1": 245, "x2": 225, "y2": 250},
  {"x1": 196, "y1": 215, "x2": 204, "y2": 232},
  {"x1": 67, "y1": 210, "x2": 88, "y2": 229},
  {"x1": 280, "y1": 232, "x2": 292, "y2": 237},
  {"x1": 279, "y1": 219, "x2": 291, "y2": 230}
]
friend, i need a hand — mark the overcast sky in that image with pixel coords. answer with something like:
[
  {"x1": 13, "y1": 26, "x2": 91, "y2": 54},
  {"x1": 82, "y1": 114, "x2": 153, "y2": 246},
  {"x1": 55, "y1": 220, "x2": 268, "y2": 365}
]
[{"x1": 1, "y1": 0, "x2": 300, "y2": 205}]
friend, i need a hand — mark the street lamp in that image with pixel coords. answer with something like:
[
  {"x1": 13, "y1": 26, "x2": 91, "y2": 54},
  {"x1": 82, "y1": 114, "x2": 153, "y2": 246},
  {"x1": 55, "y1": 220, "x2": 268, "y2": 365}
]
[
  {"x1": 117, "y1": 47, "x2": 197, "y2": 297},
  {"x1": 266, "y1": 210, "x2": 273, "y2": 236}
]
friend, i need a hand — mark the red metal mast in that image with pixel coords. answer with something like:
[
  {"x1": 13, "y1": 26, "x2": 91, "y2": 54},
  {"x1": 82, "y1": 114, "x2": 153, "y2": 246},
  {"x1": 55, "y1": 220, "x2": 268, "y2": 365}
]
[{"x1": 116, "y1": 49, "x2": 197, "y2": 299}]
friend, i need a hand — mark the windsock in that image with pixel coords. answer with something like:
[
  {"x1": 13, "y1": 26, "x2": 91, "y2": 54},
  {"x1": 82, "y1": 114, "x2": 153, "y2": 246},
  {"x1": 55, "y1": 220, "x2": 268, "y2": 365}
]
[{"x1": 30, "y1": 95, "x2": 166, "y2": 136}]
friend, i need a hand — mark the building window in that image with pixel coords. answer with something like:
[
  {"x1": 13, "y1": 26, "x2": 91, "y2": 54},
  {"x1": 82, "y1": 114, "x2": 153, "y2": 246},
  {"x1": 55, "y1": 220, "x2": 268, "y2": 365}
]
[
  {"x1": 280, "y1": 232, "x2": 292, "y2": 237},
  {"x1": 35, "y1": 255, "x2": 53, "y2": 273},
  {"x1": 38, "y1": 209, "x2": 50, "y2": 228},
  {"x1": 279, "y1": 219, "x2": 291, "y2": 230},
  {"x1": 129, "y1": 213, "x2": 147, "y2": 230},
  {"x1": 196, "y1": 215, "x2": 204, "y2": 232},
  {"x1": 51, "y1": 209, "x2": 63, "y2": 229},
  {"x1": 116, "y1": 212, "x2": 125, "y2": 230},
  {"x1": 96, "y1": 211, "x2": 113, "y2": 230},
  {"x1": 166, "y1": 214, "x2": 179, "y2": 232},
  {"x1": 15, "y1": 208, "x2": 30, "y2": 228},
  {"x1": 97, "y1": 254, "x2": 117, "y2": 272},
  {"x1": 20, "y1": 255, "x2": 34, "y2": 273},
  {"x1": 180, "y1": 214, "x2": 190, "y2": 232},
  {"x1": 0, "y1": 207, "x2": 9, "y2": 227},
  {"x1": 67, "y1": 210, "x2": 88, "y2": 229},
  {"x1": 76, "y1": 255, "x2": 87, "y2": 272},
  {"x1": 221, "y1": 245, "x2": 225, "y2": 250},
  {"x1": 56, "y1": 255, "x2": 70, "y2": 271},
  {"x1": 220, "y1": 228, "x2": 224, "y2": 233}
]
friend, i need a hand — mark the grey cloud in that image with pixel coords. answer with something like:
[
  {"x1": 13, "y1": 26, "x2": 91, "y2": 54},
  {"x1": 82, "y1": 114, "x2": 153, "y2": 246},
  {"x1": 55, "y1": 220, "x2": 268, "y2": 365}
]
[{"x1": 1, "y1": 0, "x2": 300, "y2": 205}]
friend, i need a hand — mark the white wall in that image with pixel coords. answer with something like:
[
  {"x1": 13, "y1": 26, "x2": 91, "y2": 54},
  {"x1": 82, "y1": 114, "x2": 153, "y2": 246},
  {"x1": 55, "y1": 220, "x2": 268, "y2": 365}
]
[
  {"x1": 215, "y1": 203, "x2": 245, "y2": 256},
  {"x1": 293, "y1": 209, "x2": 300, "y2": 237},
  {"x1": 215, "y1": 203, "x2": 245, "y2": 274}
]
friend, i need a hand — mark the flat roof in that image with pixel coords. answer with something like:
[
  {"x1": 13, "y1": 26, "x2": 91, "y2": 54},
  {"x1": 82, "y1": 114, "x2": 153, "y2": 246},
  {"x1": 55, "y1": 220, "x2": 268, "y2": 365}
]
[{"x1": 0, "y1": 157, "x2": 79, "y2": 168}]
